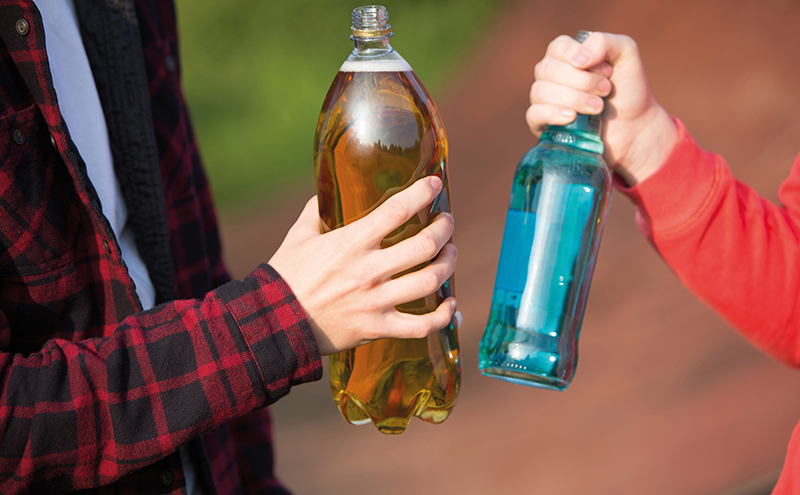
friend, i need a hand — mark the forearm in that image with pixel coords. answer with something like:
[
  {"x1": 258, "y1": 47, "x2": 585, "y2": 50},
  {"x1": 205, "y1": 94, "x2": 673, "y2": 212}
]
[
  {"x1": 0, "y1": 264, "x2": 321, "y2": 491},
  {"x1": 621, "y1": 119, "x2": 800, "y2": 366}
]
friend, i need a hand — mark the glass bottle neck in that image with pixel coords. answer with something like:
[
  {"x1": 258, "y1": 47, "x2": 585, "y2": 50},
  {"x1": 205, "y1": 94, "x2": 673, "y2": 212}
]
[
  {"x1": 539, "y1": 30, "x2": 603, "y2": 154},
  {"x1": 540, "y1": 114, "x2": 604, "y2": 154}
]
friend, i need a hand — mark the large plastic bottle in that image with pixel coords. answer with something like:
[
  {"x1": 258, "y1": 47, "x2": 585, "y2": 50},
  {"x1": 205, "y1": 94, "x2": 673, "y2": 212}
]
[
  {"x1": 478, "y1": 31, "x2": 612, "y2": 391},
  {"x1": 313, "y1": 5, "x2": 460, "y2": 434}
]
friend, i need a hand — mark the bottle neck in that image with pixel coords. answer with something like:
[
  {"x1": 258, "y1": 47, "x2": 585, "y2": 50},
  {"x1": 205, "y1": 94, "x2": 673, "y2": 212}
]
[
  {"x1": 349, "y1": 5, "x2": 395, "y2": 60},
  {"x1": 541, "y1": 30, "x2": 604, "y2": 154},
  {"x1": 352, "y1": 37, "x2": 394, "y2": 58},
  {"x1": 540, "y1": 114, "x2": 604, "y2": 154}
]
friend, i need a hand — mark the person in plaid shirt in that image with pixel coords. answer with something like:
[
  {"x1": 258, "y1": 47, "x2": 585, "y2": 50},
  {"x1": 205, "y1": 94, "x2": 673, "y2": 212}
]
[{"x1": 0, "y1": 0, "x2": 458, "y2": 494}]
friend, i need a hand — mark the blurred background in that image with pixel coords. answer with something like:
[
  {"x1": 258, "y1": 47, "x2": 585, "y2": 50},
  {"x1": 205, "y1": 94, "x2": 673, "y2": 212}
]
[{"x1": 174, "y1": 0, "x2": 800, "y2": 493}]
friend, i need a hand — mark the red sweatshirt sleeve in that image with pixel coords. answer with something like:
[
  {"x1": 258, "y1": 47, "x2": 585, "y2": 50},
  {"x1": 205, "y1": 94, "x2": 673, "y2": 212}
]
[{"x1": 618, "y1": 118, "x2": 800, "y2": 367}]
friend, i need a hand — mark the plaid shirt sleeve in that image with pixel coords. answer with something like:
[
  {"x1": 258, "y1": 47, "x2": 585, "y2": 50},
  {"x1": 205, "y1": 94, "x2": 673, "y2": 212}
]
[{"x1": 0, "y1": 263, "x2": 321, "y2": 492}]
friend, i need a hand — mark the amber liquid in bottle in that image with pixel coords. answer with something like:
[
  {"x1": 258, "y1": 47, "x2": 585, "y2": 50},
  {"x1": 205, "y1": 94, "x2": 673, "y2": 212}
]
[{"x1": 314, "y1": 34, "x2": 460, "y2": 434}]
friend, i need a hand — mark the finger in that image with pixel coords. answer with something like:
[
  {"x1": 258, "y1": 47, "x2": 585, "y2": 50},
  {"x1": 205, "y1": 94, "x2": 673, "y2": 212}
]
[
  {"x1": 379, "y1": 243, "x2": 457, "y2": 307},
  {"x1": 544, "y1": 34, "x2": 581, "y2": 63},
  {"x1": 377, "y1": 212, "x2": 454, "y2": 277},
  {"x1": 593, "y1": 61, "x2": 614, "y2": 78},
  {"x1": 534, "y1": 57, "x2": 612, "y2": 99},
  {"x1": 525, "y1": 104, "x2": 577, "y2": 137},
  {"x1": 355, "y1": 176, "x2": 443, "y2": 246},
  {"x1": 383, "y1": 297, "x2": 457, "y2": 340},
  {"x1": 530, "y1": 79, "x2": 604, "y2": 116}
]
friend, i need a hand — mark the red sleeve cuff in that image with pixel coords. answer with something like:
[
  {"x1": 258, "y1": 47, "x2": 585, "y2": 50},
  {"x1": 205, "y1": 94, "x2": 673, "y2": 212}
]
[{"x1": 615, "y1": 118, "x2": 721, "y2": 238}]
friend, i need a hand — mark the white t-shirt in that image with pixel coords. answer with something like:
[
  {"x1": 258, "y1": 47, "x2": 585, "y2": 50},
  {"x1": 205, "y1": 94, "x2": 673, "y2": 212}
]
[
  {"x1": 34, "y1": 1, "x2": 200, "y2": 492},
  {"x1": 35, "y1": 0, "x2": 156, "y2": 312}
]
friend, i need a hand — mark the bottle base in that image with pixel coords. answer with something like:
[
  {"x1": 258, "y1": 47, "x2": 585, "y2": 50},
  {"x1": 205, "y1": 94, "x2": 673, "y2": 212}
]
[
  {"x1": 479, "y1": 335, "x2": 574, "y2": 391},
  {"x1": 479, "y1": 367, "x2": 569, "y2": 391},
  {"x1": 334, "y1": 386, "x2": 457, "y2": 434}
]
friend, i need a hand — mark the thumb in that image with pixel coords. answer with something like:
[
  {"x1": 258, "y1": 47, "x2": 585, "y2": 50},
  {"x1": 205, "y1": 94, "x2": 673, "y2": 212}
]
[
  {"x1": 571, "y1": 32, "x2": 638, "y2": 71},
  {"x1": 285, "y1": 196, "x2": 322, "y2": 243}
]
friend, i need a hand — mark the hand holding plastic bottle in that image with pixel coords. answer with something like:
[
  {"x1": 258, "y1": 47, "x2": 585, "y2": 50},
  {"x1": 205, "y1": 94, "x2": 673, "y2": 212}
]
[
  {"x1": 268, "y1": 176, "x2": 457, "y2": 356},
  {"x1": 526, "y1": 32, "x2": 678, "y2": 186}
]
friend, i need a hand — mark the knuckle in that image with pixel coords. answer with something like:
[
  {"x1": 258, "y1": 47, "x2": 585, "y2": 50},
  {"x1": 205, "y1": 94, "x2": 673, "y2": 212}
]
[
  {"x1": 416, "y1": 232, "x2": 439, "y2": 260},
  {"x1": 533, "y1": 58, "x2": 547, "y2": 81},
  {"x1": 538, "y1": 58, "x2": 557, "y2": 81},
  {"x1": 546, "y1": 37, "x2": 560, "y2": 54},
  {"x1": 384, "y1": 197, "x2": 411, "y2": 225},
  {"x1": 525, "y1": 103, "x2": 542, "y2": 127},
  {"x1": 530, "y1": 80, "x2": 545, "y2": 103},
  {"x1": 362, "y1": 294, "x2": 382, "y2": 314},
  {"x1": 409, "y1": 320, "x2": 432, "y2": 340},
  {"x1": 620, "y1": 33, "x2": 636, "y2": 48},
  {"x1": 593, "y1": 31, "x2": 610, "y2": 48},
  {"x1": 548, "y1": 35, "x2": 572, "y2": 55},
  {"x1": 358, "y1": 264, "x2": 381, "y2": 289},
  {"x1": 625, "y1": 37, "x2": 640, "y2": 56},
  {"x1": 418, "y1": 269, "x2": 441, "y2": 295}
]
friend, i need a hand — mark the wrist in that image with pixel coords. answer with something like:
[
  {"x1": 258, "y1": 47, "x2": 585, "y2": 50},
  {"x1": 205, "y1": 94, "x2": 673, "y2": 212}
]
[{"x1": 613, "y1": 104, "x2": 678, "y2": 187}]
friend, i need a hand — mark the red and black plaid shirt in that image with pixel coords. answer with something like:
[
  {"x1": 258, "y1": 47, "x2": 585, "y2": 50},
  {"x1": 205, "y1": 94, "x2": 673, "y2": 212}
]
[{"x1": 0, "y1": 0, "x2": 322, "y2": 493}]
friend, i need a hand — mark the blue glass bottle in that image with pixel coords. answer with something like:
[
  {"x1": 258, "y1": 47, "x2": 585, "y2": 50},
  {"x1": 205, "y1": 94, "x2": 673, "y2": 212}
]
[{"x1": 478, "y1": 31, "x2": 612, "y2": 390}]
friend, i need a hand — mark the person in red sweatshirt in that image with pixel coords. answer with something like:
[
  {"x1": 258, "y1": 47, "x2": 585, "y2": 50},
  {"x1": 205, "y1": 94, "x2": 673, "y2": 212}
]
[{"x1": 526, "y1": 31, "x2": 800, "y2": 493}]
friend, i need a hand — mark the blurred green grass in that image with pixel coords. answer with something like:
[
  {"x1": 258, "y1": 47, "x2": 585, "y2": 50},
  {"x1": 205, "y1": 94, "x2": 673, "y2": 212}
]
[{"x1": 174, "y1": 0, "x2": 505, "y2": 212}]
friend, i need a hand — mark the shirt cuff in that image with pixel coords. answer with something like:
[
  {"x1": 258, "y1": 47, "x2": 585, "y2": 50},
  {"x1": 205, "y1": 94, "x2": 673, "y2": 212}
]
[
  {"x1": 217, "y1": 264, "x2": 322, "y2": 405},
  {"x1": 614, "y1": 118, "x2": 721, "y2": 238}
]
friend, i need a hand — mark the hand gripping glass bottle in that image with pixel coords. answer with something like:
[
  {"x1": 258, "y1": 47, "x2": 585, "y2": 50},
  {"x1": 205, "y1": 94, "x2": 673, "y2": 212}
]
[
  {"x1": 313, "y1": 5, "x2": 460, "y2": 434},
  {"x1": 479, "y1": 31, "x2": 612, "y2": 391}
]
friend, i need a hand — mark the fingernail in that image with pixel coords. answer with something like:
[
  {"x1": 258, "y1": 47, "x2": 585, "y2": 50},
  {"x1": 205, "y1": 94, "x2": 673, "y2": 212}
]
[
  {"x1": 560, "y1": 108, "x2": 576, "y2": 119},
  {"x1": 598, "y1": 79, "x2": 612, "y2": 94},
  {"x1": 588, "y1": 96, "x2": 603, "y2": 110},
  {"x1": 572, "y1": 48, "x2": 589, "y2": 66}
]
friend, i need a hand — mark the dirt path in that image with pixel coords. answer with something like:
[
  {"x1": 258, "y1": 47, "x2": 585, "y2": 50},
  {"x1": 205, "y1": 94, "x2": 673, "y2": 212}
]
[{"x1": 220, "y1": 1, "x2": 800, "y2": 493}]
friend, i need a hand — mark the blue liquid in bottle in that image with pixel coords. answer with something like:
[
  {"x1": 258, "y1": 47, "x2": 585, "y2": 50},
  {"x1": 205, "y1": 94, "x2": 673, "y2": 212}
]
[{"x1": 479, "y1": 101, "x2": 612, "y2": 390}]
